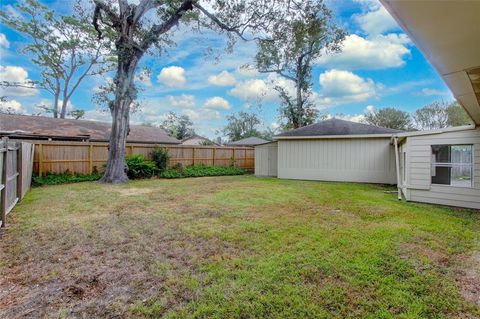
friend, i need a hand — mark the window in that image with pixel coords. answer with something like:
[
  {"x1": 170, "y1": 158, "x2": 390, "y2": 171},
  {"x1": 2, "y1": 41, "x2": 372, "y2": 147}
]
[{"x1": 431, "y1": 145, "x2": 473, "y2": 187}]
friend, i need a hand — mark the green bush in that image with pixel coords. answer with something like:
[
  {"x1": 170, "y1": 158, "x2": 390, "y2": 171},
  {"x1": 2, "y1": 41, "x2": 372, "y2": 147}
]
[
  {"x1": 151, "y1": 147, "x2": 170, "y2": 171},
  {"x1": 159, "y1": 165, "x2": 245, "y2": 179},
  {"x1": 32, "y1": 173, "x2": 101, "y2": 186},
  {"x1": 126, "y1": 155, "x2": 157, "y2": 179}
]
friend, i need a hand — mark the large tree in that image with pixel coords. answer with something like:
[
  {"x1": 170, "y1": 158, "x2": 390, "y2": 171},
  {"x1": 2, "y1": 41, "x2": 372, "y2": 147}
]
[
  {"x1": 255, "y1": 0, "x2": 345, "y2": 129},
  {"x1": 92, "y1": 0, "x2": 306, "y2": 183},
  {"x1": 0, "y1": 0, "x2": 113, "y2": 118},
  {"x1": 364, "y1": 107, "x2": 412, "y2": 131},
  {"x1": 222, "y1": 111, "x2": 263, "y2": 142},
  {"x1": 160, "y1": 111, "x2": 194, "y2": 140},
  {"x1": 413, "y1": 101, "x2": 472, "y2": 130}
]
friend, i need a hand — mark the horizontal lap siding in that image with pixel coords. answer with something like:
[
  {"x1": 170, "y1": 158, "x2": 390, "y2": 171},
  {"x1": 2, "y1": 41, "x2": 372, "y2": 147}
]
[
  {"x1": 277, "y1": 138, "x2": 396, "y2": 184},
  {"x1": 255, "y1": 143, "x2": 278, "y2": 177},
  {"x1": 407, "y1": 128, "x2": 480, "y2": 209}
]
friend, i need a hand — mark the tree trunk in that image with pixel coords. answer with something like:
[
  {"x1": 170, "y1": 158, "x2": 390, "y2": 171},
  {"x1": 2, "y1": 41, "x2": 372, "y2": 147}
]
[
  {"x1": 294, "y1": 58, "x2": 303, "y2": 129},
  {"x1": 60, "y1": 98, "x2": 68, "y2": 119},
  {"x1": 99, "y1": 54, "x2": 139, "y2": 184}
]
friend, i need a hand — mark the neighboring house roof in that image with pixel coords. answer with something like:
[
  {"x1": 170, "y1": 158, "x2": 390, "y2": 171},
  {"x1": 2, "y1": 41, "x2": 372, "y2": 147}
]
[
  {"x1": 227, "y1": 136, "x2": 270, "y2": 146},
  {"x1": 275, "y1": 119, "x2": 403, "y2": 139},
  {"x1": 181, "y1": 134, "x2": 220, "y2": 146},
  {"x1": 0, "y1": 114, "x2": 181, "y2": 144}
]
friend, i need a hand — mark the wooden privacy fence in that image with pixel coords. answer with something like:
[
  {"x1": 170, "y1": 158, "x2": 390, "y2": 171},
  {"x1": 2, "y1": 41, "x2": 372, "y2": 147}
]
[
  {"x1": 0, "y1": 137, "x2": 34, "y2": 227},
  {"x1": 32, "y1": 141, "x2": 255, "y2": 176}
]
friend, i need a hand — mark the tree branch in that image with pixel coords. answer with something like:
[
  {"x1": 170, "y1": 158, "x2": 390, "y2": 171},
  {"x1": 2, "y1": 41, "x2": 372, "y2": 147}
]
[{"x1": 139, "y1": 0, "x2": 194, "y2": 51}]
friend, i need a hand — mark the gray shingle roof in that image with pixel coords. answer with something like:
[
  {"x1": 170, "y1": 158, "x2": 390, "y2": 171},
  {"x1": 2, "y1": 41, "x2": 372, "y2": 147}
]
[
  {"x1": 276, "y1": 118, "x2": 403, "y2": 138},
  {"x1": 227, "y1": 136, "x2": 270, "y2": 146},
  {"x1": 0, "y1": 114, "x2": 181, "y2": 144}
]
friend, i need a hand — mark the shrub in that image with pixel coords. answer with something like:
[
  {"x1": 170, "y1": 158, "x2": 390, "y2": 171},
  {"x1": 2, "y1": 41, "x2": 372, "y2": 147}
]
[
  {"x1": 126, "y1": 155, "x2": 157, "y2": 179},
  {"x1": 159, "y1": 165, "x2": 245, "y2": 179},
  {"x1": 151, "y1": 147, "x2": 170, "y2": 171},
  {"x1": 32, "y1": 173, "x2": 101, "y2": 186}
]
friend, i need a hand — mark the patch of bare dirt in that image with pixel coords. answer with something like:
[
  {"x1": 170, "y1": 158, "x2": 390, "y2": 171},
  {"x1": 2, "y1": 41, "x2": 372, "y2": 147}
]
[
  {"x1": 400, "y1": 242, "x2": 450, "y2": 268},
  {"x1": 456, "y1": 252, "x2": 480, "y2": 307},
  {"x1": 112, "y1": 187, "x2": 154, "y2": 196}
]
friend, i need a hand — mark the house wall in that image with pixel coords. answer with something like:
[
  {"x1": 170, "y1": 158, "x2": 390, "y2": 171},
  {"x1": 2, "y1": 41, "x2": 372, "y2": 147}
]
[
  {"x1": 403, "y1": 127, "x2": 480, "y2": 209},
  {"x1": 277, "y1": 138, "x2": 397, "y2": 184},
  {"x1": 255, "y1": 143, "x2": 278, "y2": 177}
]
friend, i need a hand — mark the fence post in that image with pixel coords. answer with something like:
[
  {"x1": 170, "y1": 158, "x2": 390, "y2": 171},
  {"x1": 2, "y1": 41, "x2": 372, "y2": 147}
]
[
  {"x1": 232, "y1": 148, "x2": 235, "y2": 167},
  {"x1": 212, "y1": 148, "x2": 215, "y2": 166},
  {"x1": 1, "y1": 137, "x2": 9, "y2": 227},
  {"x1": 38, "y1": 143, "x2": 43, "y2": 177},
  {"x1": 192, "y1": 147, "x2": 195, "y2": 166},
  {"x1": 130, "y1": 145, "x2": 134, "y2": 156},
  {"x1": 244, "y1": 149, "x2": 247, "y2": 169},
  {"x1": 89, "y1": 144, "x2": 93, "y2": 174},
  {"x1": 17, "y1": 142, "x2": 23, "y2": 200}
]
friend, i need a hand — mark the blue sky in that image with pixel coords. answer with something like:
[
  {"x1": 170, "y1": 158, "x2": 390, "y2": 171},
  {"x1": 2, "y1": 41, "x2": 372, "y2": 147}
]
[{"x1": 0, "y1": 0, "x2": 453, "y2": 138}]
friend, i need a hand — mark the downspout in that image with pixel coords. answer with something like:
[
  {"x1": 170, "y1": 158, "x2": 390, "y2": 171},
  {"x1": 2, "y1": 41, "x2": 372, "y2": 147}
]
[{"x1": 393, "y1": 136, "x2": 402, "y2": 200}]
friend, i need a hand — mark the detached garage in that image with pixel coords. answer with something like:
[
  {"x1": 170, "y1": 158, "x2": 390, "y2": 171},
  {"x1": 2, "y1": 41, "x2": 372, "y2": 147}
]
[{"x1": 256, "y1": 119, "x2": 401, "y2": 184}]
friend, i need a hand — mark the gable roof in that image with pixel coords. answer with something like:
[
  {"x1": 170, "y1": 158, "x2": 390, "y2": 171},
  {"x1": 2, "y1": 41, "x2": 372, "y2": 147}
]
[
  {"x1": 227, "y1": 136, "x2": 270, "y2": 146},
  {"x1": 0, "y1": 114, "x2": 181, "y2": 144},
  {"x1": 275, "y1": 118, "x2": 403, "y2": 139},
  {"x1": 181, "y1": 134, "x2": 221, "y2": 146}
]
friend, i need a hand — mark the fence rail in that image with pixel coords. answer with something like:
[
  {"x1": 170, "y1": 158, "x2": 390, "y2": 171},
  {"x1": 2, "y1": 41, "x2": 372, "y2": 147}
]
[
  {"x1": 31, "y1": 141, "x2": 254, "y2": 176},
  {"x1": 0, "y1": 138, "x2": 34, "y2": 227}
]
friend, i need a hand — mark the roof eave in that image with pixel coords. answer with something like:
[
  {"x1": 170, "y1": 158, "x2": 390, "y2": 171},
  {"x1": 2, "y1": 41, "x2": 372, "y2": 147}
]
[{"x1": 274, "y1": 133, "x2": 396, "y2": 140}]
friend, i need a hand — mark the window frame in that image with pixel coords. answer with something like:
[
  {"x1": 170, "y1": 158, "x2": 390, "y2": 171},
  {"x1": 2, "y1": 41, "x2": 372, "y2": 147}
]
[{"x1": 430, "y1": 144, "x2": 474, "y2": 188}]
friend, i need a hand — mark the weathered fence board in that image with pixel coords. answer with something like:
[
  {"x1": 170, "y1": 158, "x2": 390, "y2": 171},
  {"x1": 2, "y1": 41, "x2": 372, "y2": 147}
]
[
  {"x1": 30, "y1": 141, "x2": 254, "y2": 176},
  {"x1": 0, "y1": 138, "x2": 34, "y2": 227}
]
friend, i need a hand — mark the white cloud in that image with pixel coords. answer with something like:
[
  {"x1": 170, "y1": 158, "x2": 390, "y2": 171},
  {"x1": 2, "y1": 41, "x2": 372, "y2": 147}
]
[
  {"x1": 365, "y1": 105, "x2": 375, "y2": 114},
  {"x1": 316, "y1": 34, "x2": 411, "y2": 70},
  {"x1": 208, "y1": 70, "x2": 236, "y2": 86},
  {"x1": 236, "y1": 66, "x2": 259, "y2": 78},
  {"x1": 183, "y1": 108, "x2": 220, "y2": 121},
  {"x1": 203, "y1": 96, "x2": 231, "y2": 110},
  {"x1": 157, "y1": 66, "x2": 186, "y2": 88},
  {"x1": 318, "y1": 69, "x2": 379, "y2": 105},
  {"x1": 271, "y1": 122, "x2": 280, "y2": 129},
  {"x1": 0, "y1": 99, "x2": 23, "y2": 113},
  {"x1": 84, "y1": 109, "x2": 112, "y2": 122},
  {"x1": 0, "y1": 33, "x2": 10, "y2": 48},
  {"x1": 0, "y1": 66, "x2": 38, "y2": 96},
  {"x1": 417, "y1": 88, "x2": 448, "y2": 97},
  {"x1": 229, "y1": 78, "x2": 277, "y2": 102},
  {"x1": 167, "y1": 94, "x2": 196, "y2": 109},
  {"x1": 354, "y1": 5, "x2": 398, "y2": 35}
]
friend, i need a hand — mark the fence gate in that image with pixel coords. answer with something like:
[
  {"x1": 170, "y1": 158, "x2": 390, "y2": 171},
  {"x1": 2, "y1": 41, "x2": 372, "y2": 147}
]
[{"x1": 0, "y1": 137, "x2": 34, "y2": 227}]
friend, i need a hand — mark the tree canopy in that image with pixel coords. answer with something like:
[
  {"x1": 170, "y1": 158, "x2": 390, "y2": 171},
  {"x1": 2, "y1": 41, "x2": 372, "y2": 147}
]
[
  {"x1": 413, "y1": 101, "x2": 472, "y2": 130},
  {"x1": 255, "y1": 0, "x2": 345, "y2": 129},
  {"x1": 223, "y1": 111, "x2": 272, "y2": 142},
  {"x1": 364, "y1": 107, "x2": 412, "y2": 131},
  {"x1": 0, "y1": 0, "x2": 114, "y2": 118},
  {"x1": 160, "y1": 111, "x2": 195, "y2": 140}
]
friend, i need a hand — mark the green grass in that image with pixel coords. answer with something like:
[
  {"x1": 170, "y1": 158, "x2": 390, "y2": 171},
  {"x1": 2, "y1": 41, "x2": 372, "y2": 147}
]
[{"x1": 1, "y1": 176, "x2": 479, "y2": 318}]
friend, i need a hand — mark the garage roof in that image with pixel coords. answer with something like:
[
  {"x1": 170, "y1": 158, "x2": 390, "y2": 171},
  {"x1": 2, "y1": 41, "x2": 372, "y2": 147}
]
[
  {"x1": 380, "y1": 0, "x2": 480, "y2": 125},
  {"x1": 275, "y1": 119, "x2": 402, "y2": 139}
]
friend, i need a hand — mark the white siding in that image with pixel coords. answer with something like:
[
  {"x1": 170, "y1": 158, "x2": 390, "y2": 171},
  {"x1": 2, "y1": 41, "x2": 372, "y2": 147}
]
[
  {"x1": 405, "y1": 128, "x2": 480, "y2": 209},
  {"x1": 277, "y1": 138, "x2": 396, "y2": 184},
  {"x1": 255, "y1": 143, "x2": 278, "y2": 177}
]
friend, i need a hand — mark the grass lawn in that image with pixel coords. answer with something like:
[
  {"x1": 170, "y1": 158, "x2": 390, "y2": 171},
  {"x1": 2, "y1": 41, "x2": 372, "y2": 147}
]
[{"x1": 1, "y1": 176, "x2": 479, "y2": 318}]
